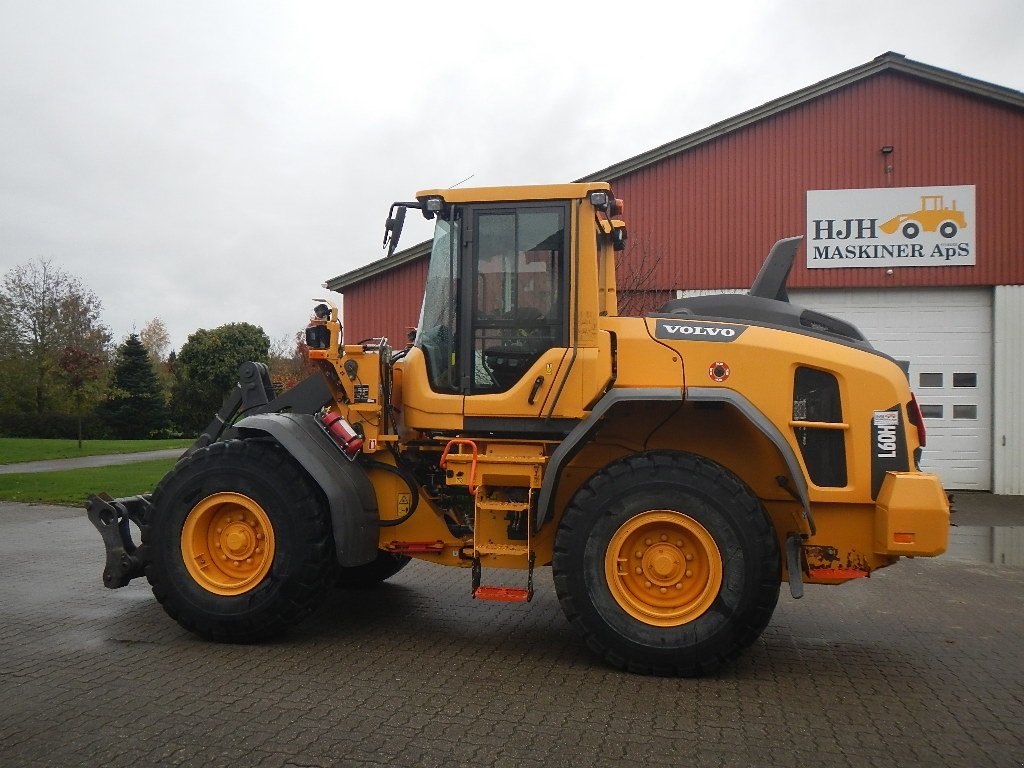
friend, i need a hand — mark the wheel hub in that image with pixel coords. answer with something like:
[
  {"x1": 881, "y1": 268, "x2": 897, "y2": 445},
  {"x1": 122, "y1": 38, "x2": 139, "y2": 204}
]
[
  {"x1": 181, "y1": 492, "x2": 276, "y2": 596},
  {"x1": 606, "y1": 510, "x2": 723, "y2": 627}
]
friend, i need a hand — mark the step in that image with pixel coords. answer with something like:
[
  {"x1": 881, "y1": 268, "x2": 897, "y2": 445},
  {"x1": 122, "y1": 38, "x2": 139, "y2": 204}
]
[
  {"x1": 473, "y1": 586, "x2": 531, "y2": 602},
  {"x1": 474, "y1": 543, "x2": 530, "y2": 557}
]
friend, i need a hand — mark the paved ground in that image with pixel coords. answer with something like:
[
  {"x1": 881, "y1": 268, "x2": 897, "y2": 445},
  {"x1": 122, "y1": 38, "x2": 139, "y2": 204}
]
[
  {"x1": 0, "y1": 448, "x2": 185, "y2": 475},
  {"x1": 1, "y1": 501, "x2": 1022, "y2": 768}
]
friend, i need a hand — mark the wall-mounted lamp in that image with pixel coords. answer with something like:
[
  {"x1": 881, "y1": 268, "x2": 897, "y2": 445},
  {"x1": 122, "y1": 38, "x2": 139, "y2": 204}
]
[{"x1": 880, "y1": 145, "x2": 894, "y2": 178}]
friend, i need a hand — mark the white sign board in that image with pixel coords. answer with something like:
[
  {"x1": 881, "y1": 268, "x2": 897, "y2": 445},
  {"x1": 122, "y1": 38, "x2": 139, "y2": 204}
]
[{"x1": 806, "y1": 185, "x2": 975, "y2": 268}]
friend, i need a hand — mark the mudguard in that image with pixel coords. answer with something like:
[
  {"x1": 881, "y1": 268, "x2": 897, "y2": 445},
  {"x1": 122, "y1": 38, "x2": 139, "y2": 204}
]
[
  {"x1": 534, "y1": 386, "x2": 814, "y2": 536},
  {"x1": 234, "y1": 412, "x2": 379, "y2": 567}
]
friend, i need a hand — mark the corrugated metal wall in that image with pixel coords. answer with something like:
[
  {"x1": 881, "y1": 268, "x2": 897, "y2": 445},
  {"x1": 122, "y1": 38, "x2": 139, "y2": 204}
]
[
  {"x1": 614, "y1": 71, "x2": 1024, "y2": 291},
  {"x1": 339, "y1": 258, "x2": 428, "y2": 346},
  {"x1": 994, "y1": 285, "x2": 1024, "y2": 494}
]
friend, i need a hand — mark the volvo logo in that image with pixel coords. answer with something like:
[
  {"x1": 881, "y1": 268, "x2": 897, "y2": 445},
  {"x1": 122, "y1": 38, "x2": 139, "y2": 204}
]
[{"x1": 655, "y1": 320, "x2": 747, "y2": 342}]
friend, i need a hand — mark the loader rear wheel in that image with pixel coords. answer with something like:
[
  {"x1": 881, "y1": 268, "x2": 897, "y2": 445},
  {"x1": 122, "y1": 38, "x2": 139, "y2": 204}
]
[
  {"x1": 552, "y1": 451, "x2": 780, "y2": 677},
  {"x1": 144, "y1": 439, "x2": 335, "y2": 642}
]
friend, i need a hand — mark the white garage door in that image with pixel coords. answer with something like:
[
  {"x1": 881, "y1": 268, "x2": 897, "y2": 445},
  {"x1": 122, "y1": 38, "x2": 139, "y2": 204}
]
[{"x1": 790, "y1": 288, "x2": 993, "y2": 490}]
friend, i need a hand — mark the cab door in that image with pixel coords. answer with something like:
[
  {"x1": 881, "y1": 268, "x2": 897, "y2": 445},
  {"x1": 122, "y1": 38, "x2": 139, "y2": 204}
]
[{"x1": 460, "y1": 203, "x2": 573, "y2": 429}]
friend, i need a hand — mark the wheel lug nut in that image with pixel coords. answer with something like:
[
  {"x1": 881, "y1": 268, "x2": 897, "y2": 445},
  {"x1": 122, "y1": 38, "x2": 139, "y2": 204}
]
[
  {"x1": 635, "y1": 551, "x2": 642, "y2": 559},
  {"x1": 220, "y1": 554, "x2": 227, "y2": 561},
  {"x1": 246, "y1": 557, "x2": 253, "y2": 564},
  {"x1": 644, "y1": 538, "x2": 652, "y2": 546},
  {"x1": 644, "y1": 581, "x2": 652, "y2": 588},
  {"x1": 659, "y1": 587, "x2": 667, "y2": 594},
  {"x1": 234, "y1": 560, "x2": 241, "y2": 567},
  {"x1": 685, "y1": 553, "x2": 694, "y2": 562},
  {"x1": 216, "y1": 527, "x2": 223, "y2": 534},
  {"x1": 635, "y1": 567, "x2": 642, "y2": 575},
  {"x1": 660, "y1": 534, "x2": 667, "y2": 542},
  {"x1": 256, "y1": 533, "x2": 264, "y2": 541},
  {"x1": 255, "y1": 547, "x2": 262, "y2": 554},
  {"x1": 685, "y1": 570, "x2": 693, "y2": 578},
  {"x1": 676, "y1": 539, "x2": 683, "y2": 547},
  {"x1": 675, "y1": 583, "x2": 683, "y2": 590}
]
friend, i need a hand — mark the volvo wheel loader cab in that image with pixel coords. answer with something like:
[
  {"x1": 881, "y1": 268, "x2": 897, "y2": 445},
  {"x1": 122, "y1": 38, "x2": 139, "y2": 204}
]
[{"x1": 87, "y1": 181, "x2": 950, "y2": 677}]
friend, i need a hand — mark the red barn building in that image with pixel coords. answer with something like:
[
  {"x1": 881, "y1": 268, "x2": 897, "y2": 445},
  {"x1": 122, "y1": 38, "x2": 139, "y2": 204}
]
[{"x1": 325, "y1": 52, "x2": 1024, "y2": 494}]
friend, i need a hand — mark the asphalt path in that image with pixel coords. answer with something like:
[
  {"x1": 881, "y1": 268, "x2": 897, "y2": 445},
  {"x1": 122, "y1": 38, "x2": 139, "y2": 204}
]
[{"x1": 0, "y1": 448, "x2": 184, "y2": 474}]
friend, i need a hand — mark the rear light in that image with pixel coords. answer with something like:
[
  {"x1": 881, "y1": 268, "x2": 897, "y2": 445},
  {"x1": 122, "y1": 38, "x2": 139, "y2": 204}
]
[{"x1": 907, "y1": 393, "x2": 927, "y2": 447}]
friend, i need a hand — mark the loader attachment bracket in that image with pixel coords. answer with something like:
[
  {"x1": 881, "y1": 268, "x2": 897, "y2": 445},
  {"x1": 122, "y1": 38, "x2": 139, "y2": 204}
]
[{"x1": 86, "y1": 493, "x2": 154, "y2": 588}]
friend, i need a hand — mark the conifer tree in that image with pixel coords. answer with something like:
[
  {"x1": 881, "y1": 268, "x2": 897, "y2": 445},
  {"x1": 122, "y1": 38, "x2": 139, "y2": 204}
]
[{"x1": 98, "y1": 333, "x2": 170, "y2": 438}]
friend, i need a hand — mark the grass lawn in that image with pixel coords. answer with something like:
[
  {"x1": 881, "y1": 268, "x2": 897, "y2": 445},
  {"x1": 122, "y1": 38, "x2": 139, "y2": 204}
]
[
  {"x1": 0, "y1": 437, "x2": 192, "y2": 465},
  {"x1": 0, "y1": 458, "x2": 178, "y2": 505}
]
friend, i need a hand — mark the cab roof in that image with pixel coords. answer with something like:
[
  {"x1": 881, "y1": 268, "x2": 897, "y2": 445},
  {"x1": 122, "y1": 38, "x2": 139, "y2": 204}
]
[{"x1": 416, "y1": 181, "x2": 610, "y2": 205}]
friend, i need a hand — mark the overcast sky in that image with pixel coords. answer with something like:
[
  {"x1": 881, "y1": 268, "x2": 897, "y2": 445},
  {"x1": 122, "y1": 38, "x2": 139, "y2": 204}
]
[{"x1": 1, "y1": 0, "x2": 1021, "y2": 353}]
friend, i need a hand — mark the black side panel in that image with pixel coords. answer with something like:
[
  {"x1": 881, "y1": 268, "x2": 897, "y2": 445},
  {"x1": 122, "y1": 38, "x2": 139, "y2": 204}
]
[
  {"x1": 234, "y1": 413, "x2": 379, "y2": 567},
  {"x1": 870, "y1": 405, "x2": 910, "y2": 499},
  {"x1": 463, "y1": 416, "x2": 577, "y2": 437},
  {"x1": 653, "y1": 294, "x2": 869, "y2": 347}
]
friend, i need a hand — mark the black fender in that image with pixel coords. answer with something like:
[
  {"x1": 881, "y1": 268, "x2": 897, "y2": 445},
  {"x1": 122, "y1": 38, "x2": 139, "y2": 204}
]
[
  {"x1": 535, "y1": 388, "x2": 683, "y2": 530},
  {"x1": 535, "y1": 387, "x2": 814, "y2": 536},
  {"x1": 686, "y1": 387, "x2": 814, "y2": 535},
  {"x1": 233, "y1": 412, "x2": 379, "y2": 567}
]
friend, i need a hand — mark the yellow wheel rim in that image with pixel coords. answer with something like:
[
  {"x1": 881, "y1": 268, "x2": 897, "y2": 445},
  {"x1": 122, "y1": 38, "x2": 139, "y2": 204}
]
[
  {"x1": 181, "y1": 492, "x2": 276, "y2": 596},
  {"x1": 605, "y1": 510, "x2": 723, "y2": 627}
]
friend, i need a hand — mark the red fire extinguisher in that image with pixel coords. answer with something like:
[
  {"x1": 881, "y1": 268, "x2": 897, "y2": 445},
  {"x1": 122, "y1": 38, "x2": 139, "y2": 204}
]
[{"x1": 320, "y1": 412, "x2": 363, "y2": 458}]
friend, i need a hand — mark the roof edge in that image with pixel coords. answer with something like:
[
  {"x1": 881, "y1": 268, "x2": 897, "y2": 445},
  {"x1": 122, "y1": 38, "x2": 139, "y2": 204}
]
[
  {"x1": 578, "y1": 52, "x2": 1024, "y2": 183},
  {"x1": 324, "y1": 240, "x2": 431, "y2": 292}
]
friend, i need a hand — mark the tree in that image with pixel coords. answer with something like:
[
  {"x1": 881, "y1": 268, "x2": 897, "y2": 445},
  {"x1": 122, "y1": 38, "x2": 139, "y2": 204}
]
[
  {"x1": 0, "y1": 258, "x2": 111, "y2": 414},
  {"x1": 140, "y1": 316, "x2": 174, "y2": 399},
  {"x1": 139, "y1": 317, "x2": 171, "y2": 363},
  {"x1": 97, "y1": 334, "x2": 170, "y2": 439},
  {"x1": 170, "y1": 322, "x2": 270, "y2": 435},
  {"x1": 615, "y1": 238, "x2": 669, "y2": 317},
  {"x1": 267, "y1": 330, "x2": 316, "y2": 391},
  {"x1": 58, "y1": 345, "x2": 108, "y2": 446}
]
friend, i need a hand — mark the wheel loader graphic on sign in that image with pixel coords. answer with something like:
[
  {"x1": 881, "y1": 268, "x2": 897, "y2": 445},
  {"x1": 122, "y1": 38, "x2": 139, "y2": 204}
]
[{"x1": 880, "y1": 194, "x2": 967, "y2": 239}]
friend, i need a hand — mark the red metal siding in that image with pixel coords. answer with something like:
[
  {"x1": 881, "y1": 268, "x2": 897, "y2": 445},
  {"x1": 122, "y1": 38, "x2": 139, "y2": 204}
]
[
  {"x1": 335, "y1": 71, "x2": 1023, "y2": 327},
  {"x1": 339, "y1": 259, "x2": 428, "y2": 346},
  {"x1": 613, "y1": 72, "x2": 1024, "y2": 291}
]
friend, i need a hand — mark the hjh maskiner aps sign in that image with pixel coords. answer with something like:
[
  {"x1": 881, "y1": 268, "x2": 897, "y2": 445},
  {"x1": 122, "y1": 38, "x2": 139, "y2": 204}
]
[{"x1": 806, "y1": 185, "x2": 976, "y2": 268}]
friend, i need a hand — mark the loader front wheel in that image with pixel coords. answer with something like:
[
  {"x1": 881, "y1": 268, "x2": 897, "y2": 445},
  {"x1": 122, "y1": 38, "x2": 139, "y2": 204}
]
[
  {"x1": 552, "y1": 451, "x2": 780, "y2": 676},
  {"x1": 145, "y1": 439, "x2": 335, "y2": 642}
]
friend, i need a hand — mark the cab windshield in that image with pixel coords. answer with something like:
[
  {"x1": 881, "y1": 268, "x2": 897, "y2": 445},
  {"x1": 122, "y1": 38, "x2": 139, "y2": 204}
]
[{"x1": 416, "y1": 215, "x2": 460, "y2": 392}]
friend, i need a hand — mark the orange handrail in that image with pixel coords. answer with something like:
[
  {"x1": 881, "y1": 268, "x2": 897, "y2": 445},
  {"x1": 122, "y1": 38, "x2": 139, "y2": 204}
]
[{"x1": 439, "y1": 438, "x2": 480, "y2": 496}]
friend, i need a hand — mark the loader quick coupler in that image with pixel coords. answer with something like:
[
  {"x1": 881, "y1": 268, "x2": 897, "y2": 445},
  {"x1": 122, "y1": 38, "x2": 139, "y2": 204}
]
[{"x1": 86, "y1": 493, "x2": 154, "y2": 589}]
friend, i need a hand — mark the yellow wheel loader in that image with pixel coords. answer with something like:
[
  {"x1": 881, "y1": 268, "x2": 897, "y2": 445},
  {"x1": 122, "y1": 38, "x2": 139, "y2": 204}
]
[{"x1": 88, "y1": 182, "x2": 949, "y2": 676}]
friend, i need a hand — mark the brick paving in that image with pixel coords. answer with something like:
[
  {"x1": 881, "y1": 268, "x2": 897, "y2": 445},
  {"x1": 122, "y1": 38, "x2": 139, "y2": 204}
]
[{"x1": 1, "y1": 501, "x2": 1022, "y2": 768}]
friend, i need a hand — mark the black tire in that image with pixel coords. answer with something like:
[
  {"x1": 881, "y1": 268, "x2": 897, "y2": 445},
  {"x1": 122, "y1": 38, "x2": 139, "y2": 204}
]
[
  {"x1": 143, "y1": 439, "x2": 336, "y2": 642},
  {"x1": 336, "y1": 550, "x2": 410, "y2": 588},
  {"x1": 902, "y1": 221, "x2": 920, "y2": 239},
  {"x1": 939, "y1": 221, "x2": 958, "y2": 239},
  {"x1": 552, "y1": 451, "x2": 780, "y2": 677}
]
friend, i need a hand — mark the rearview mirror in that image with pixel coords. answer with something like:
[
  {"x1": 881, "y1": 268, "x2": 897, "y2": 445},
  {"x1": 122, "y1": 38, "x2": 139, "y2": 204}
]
[{"x1": 383, "y1": 205, "x2": 407, "y2": 257}]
